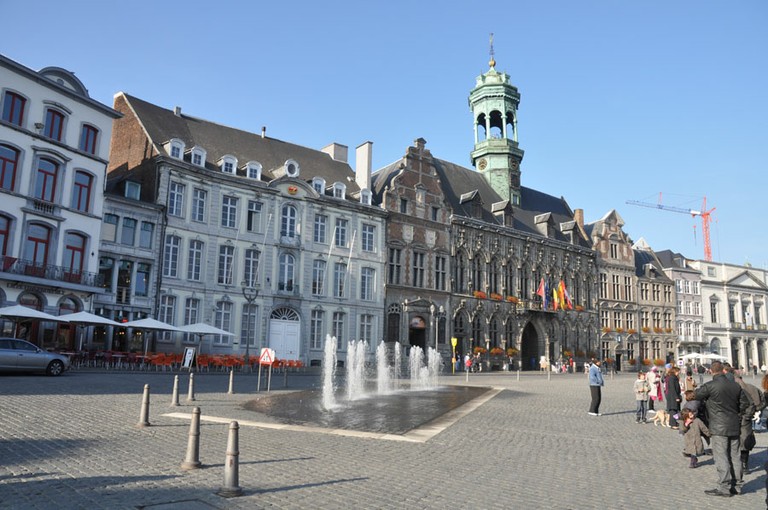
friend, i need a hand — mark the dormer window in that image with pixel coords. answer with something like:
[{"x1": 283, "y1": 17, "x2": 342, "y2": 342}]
[
  {"x1": 125, "y1": 181, "x2": 141, "y2": 200},
  {"x1": 245, "y1": 161, "x2": 262, "y2": 180},
  {"x1": 167, "y1": 138, "x2": 185, "y2": 160},
  {"x1": 360, "y1": 189, "x2": 372, "y2": 205},
  {"x1": 312, "y1": 177, "x2": 326, "y2": 195},
  {"x1": 189, "y1": 146, "x2": 207, "y2": 167},
  {"x1": 333, "y1": 182, "x2": 346, "y2": 199},
  {"x1": 284, "y1": 159, "x2": 300, "y2": 177},
  {"x1": 219, "y1": 155, "x2": 237, "y2": 174}
]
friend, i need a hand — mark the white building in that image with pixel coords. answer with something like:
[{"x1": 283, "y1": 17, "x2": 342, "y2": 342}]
[{"x1": 0, "y1": 54, "x2": 120, "y2": 349}]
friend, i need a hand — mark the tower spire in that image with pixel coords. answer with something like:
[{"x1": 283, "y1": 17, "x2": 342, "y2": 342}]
[{"x1": 489, "y1": 32, "x2": 496, "y2": 69}]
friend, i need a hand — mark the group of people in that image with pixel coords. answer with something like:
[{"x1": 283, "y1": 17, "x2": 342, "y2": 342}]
[{"x1": 587, "y1": 358, "x2": 763, "y2": 497}]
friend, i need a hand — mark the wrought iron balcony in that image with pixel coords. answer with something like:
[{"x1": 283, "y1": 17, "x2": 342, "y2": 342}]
[{"x1": 0, "y1": 255, "x2": 103, "y2": 288}]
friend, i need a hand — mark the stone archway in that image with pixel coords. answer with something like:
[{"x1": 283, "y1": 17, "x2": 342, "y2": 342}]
[{"x1": 520, "y1": 322, "x2": 540, "y2": 371}]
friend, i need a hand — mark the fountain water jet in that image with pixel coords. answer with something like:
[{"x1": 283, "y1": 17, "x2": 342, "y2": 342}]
[
  {"x1": 376, "y1": 341, "x2": 392, "y2": 394},
  {"x1": 321, "y1": 335, "x2": 338, "y2": 409},
  {"x1": 346, "y1": 340, "x2": 368, "y2": 401}
]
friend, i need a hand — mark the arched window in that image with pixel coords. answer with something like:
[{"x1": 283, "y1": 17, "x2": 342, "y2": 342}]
[
  {"x1": 489, "y1": 315, "x2": 500, "y2": 346},
  {"x1": 488, "y1": 257, "x2": 500, "y2": 295},
  {"x1": 278, "y1": 253, "x2": 295, "y2": 291},
  {"x1": 0, "y1": 144, "x2": 19, "y2": 191},
  {"x1": 35, "y1": 158, "x2": 59, "y2": 202},
  {"x1": 63, "y1": 232, "x2": 86, "y2": 275},
  {"x1": 472, "y1": 252, "x2": 485, "y2": 292},
  {"x1": 281, "y1": 204, "x2": 297, "y2": 238},
  {"x1": 2, "y1": 91, "x2": 26, "y2": 126},
  {"x1": 24, "y1": 223, "x2": 52, "y2": 266},
  {"x1": 79, "y1": 124, "x2": 99, "y2": 154},
  {"x1": 44, "y1": 108, "x2": 66, "y2": 141},
  {"x1": 0, "y1": 214, "x2": 10, "y2": 256},
  {"x1": 454, "y1": 250, "x2": 468, "y2": 294},
  {"x1": 471, "y1": 315, "x2": 484, "y2": 346},
  {"x1": 71, "y1": 170, "x2": 93, "y2": 212}
]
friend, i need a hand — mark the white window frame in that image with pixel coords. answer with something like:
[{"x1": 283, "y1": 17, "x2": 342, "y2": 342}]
[
  {"x1": 219, "y1": 155, "x2": 237, "y2": 174},
  {"x1": 245, "y1": 161, "x2": 262, "y2": 180}
]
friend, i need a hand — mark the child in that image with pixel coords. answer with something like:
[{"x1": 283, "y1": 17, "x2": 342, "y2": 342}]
[
  {"x1": 680, "y1": 408, "x2": 710, "y2": 468},
  {"x1": 633, "y1": 371, "x2": 651, "y2": 423}
]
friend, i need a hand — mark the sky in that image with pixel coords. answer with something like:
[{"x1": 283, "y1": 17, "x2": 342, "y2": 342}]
[{"x1": 4, "y1": 1, "x2": 766, "y2": 267}]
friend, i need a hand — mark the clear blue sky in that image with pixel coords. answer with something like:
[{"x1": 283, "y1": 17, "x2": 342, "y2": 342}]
[{"x1": 5, "y1": 1, "x2": 766, "y2": 267}]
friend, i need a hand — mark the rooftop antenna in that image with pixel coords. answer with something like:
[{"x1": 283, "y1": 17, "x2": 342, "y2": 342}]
[{"x1": 489, "y1": 32, "x2": 496, "y2": 68}]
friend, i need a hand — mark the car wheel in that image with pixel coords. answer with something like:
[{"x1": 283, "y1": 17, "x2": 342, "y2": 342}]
[{"x1": 46, "y1": 360, "x2": 64, "y2": 376}]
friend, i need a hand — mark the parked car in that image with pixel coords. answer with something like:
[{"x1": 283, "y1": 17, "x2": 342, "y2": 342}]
[{"x1": 0, "y1": 338, "x2": 70, "y2": 376}]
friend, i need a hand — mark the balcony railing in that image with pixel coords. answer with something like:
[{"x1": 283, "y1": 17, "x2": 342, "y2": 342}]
[{"x1": 0, "y1": 255, "x2": 103, "y2": 287}]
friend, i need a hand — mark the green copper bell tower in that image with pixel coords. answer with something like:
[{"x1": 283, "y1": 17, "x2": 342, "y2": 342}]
[{"x1": 469, "y1": 44, "x2": 525, "y2": 206}]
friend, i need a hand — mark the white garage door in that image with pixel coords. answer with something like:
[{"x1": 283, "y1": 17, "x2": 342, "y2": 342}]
[{"x1": 268, "y1": 307, "x2": 300, "y2": 360}]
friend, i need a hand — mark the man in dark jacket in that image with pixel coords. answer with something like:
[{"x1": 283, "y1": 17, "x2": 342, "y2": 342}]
[{"x1": 694, "y1": 361, "x2": 751, "y2": 497}]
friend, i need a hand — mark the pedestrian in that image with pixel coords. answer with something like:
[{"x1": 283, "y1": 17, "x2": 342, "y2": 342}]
[
  {"x1": 665, "y1": 366, "x2": 682, "y2": 429},
  {"x1": 680, "y1": 408, "x2": 710, "y2": 469},
  {"x1": 682, "y1": 369, "x2": 697, "y2": 393},
  {"x1": 694, "y1": 360, "x2": 750, "y2": 497},
  {"x1": 588, "y1": 358, "x2": 604, "y2": 416},
  {"x1": 697, "y1": 364, "x2": 706, "y2": 385},
  {"x1": 647, "y1": 366, "x2": 662, "y2": 412},
  {"x1": 464, "y1": 352, "x2": 472, "y2": 372},
  {"x1": 733, "y1": 371, "x2": 762, "y2": 475},
  {"x1": 633, "y1": 371, "x2": 650, "y2": 423}
]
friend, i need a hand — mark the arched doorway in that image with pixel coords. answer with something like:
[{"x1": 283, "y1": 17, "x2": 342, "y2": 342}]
[
  {"x1": 268, "y1": 307, "x2": 300, "y2": 360},
  {"x1": 408, "y1": 316, "x2": 427, "y2": 351},
  {"x1": 520, "y1": 322, "x2": 539, "y2": 371}
]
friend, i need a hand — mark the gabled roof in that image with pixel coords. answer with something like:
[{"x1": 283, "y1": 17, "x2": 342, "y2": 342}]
[
  {"x1": 119, "y1": 93, "x2": 358, "y2": 192},
  {"x1": 726, "y1": 270, "x2": 768, "y2": 290}
]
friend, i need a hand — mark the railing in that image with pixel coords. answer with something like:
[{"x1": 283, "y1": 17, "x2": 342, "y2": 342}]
[
  {"x1": 31, "y1": 199, "x2": 57, "y2": 216},
  {"x1": 276, "y1": 283, "x2": 300, "y2": 296},
  {"x1": 0, "y1": 255, "x2": 103, "y2": 287}
]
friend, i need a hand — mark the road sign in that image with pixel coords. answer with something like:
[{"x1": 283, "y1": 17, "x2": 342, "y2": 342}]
[{"x1": 259, "y1": 348, "x2": 275, "y2": 365}]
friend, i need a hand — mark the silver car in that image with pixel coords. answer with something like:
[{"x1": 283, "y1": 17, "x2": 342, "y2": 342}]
[{"x1": 0, "y1": 338, "x2": 70, "y2": 376}]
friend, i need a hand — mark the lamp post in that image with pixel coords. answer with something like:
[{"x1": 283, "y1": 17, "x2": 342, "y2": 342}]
[
  {"x1": 241, "y1": 280, "x2": 260, "y2": 372},
  {"x1": 429, "y1": 303, "x2": 436, "y2": 352}
]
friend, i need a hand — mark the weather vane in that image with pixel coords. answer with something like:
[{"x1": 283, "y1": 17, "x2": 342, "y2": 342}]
[{"x1": 489, "y1": 32, "x2": 496, "y2": 68}]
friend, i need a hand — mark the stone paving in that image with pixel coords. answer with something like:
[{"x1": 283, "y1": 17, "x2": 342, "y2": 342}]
[{"x1": 0, "y1": 368, "x2": 766, "y2": 509}]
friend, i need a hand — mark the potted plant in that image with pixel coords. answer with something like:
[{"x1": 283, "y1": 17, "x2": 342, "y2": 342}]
[
  {"x1": 506, "y1": 296, "x2": 519, "y2": 304},
  {"x1": 653, "y1": 358, "x2": 665, "y2": 367},
  {"x1": 641, "y1": 327, "x2": 650, "y2": 333},
  {"x1": 627, "y1": 329, "x2": 637, "y2": 335},
  {"x1": 473, "y1": 290, "x2": 487, "y2": 299},
  {"x1": 616, "y1": 327, "x2": 625, "y2": 334},
  {"x1": 653, "y1": 327, "x2": 663, "y2": 334},
  {"x1": 473, "y1": 346, "x2": 486, "y2": 355},
  {"x1": 506, "y1": 347, "x2": 519, "y2": 357},
  {"x1": 490, "y1": 347, "x2": 504, "y2": 356},
  {"x1": 641, "y1": 358, "x2": 651, "y2": 366},
  {"x1": 490, "y1": 293, "x2": 502, "y2": 301},
  {"x1": 602, "y1": 326, "x2": 612, "y2": 334},
  {"x1": 628, "y1": 358, "x2": 637, "y2": 366}
]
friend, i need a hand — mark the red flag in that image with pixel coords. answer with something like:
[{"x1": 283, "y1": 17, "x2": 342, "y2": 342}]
[{"x1": 536, "y1": 278, "x2": 545, "y2": 298}]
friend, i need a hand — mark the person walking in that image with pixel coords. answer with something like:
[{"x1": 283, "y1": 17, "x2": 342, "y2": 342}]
[
  {"x1": 588, "y1": 358, "x2": 604, "y2": 416},
  {"x1": 665, "y1": 366, "x2": 682, "y2": 429},
  {"x1": 734, "y1": 371, "x2": 761, "y2": 475},
  {"x1": 694, "y1": 360, "x2": 750, "y2": 497},
  {"x1": 647, "y1": 366, "x2": 662, "y2": 412}
]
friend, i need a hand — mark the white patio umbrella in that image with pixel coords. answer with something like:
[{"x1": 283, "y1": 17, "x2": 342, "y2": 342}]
[
  {"x1": 177, "y1": 323, "x2": 235, "y2": 336},
  {"x1": 0, "y1": 304, "x2": 68, "y2": 322},
  {"x1": 680, "y1": 353, "x2": 703, "y2": 360},
  {"x1": 700, "y1": 353, "x2": 728, "y2": 361},
  {"x1": 122, "y1": 318, "x2": 182, "y2": 355},
  {"x1": 59, "y1": 311, "x2": 122, "y2": 350}
]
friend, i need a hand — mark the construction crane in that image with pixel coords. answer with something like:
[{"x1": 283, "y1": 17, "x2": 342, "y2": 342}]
[{"x1": 626, "y1": 194, "x2": 716, "y2": 261}]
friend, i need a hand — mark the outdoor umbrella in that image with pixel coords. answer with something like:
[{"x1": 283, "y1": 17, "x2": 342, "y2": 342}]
[
  {"x1": 0, "y1": 304, "x2": 68, "y2": 322},
  {"x1": 59, "y1": 311, "x2": 122, "y2": 350},
  {"x1": 700, "y1": 353, "x2": 728, "y2": 361},
  {"x1": 122, "y1": 318, "x2": 182, "y2": 355},
  {"x1": 177, "y1": 322, "x2": 235, "y2": 336}
]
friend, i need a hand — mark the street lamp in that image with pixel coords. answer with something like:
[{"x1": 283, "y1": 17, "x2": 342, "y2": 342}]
[
  {"x1": 241, "y1": 279, "x2": 260, "y2": 371},
  {"x1": 430, "y1": 303, "x2": 436, "y2": 351}
]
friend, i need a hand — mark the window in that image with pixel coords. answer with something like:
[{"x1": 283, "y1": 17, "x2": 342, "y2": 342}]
[
  {"x1": 120, "y1": 218, "x2": 136, "y2": 245},
  {"x1": 360, "y1": 189, "x2": 372, "y2": 205},
  {"x1": 412, "y1": 251, "x2": 425, "y2": 287},
  {"x1": 626, "y1": 313, "x2": 634, "y2": 331},
  {"x1": 623, "y1": 276, "x2": 633, "y2": 302},
  {"x1": 312, "y1": 260, "x2": 326, "y2": 295},
  {"x1": 221, "y1": 196, "x2": 238, "y2": 228},
  {"x1": 192, "y1": 189, "x2": 207, "y2": 222},
  {"x1": 281, "y1": 205, "x2": 297, "y2": 238},
  {"x1": 125, "y1": 181, "x2": 141, "y2": 200},
  {"x1": 0, "y1": 144, "x2": 19, "y2": 191},
  {"x1": 71, "y1": 171, "x2": 92, "y2": 212},
  {"x1": 135, "y1": 263, "x2": 150, "y2": 296},
  {"x1": 246, "y1": 162, "x2": 261, "y2": 180},
  {"x1": 435, "y1": 255, "x2": 447, "y2": 291},
  {"x1": 333, "y1": 262, "x2": 346, "y2": 297},
  {"x1": 312, "y1": 178, "x2": 325, "y2": 195},
  {"x1": 190, "y1": 147, "x2": 206, "y2": 167},
  {"x1": 728, "y1": 303, "x2": 736, "y2": 323},
  {"x1": 168, "y1": 182, "x2": 185, "y2": 217},
  {"x1": 158, "y1": 295, "x2": 176, "y2": 341},
  {"x1": 139, "y1": 222, "x2": 154, "y2": 249},
  {"x1": 79, "y1": 125, "x2": 98, "y2": 154},
  {"x1": 99, "y1": 257, "x2": 114, "y2": 291},
  {"x1": 310, "y1": 309, "x2": 324, "y2": 350},
  {"x1": 641, "y1": 311, "x2": 649, "y2": 328},
  {"x1": 0, "y1": 215, "x2": 9, "y2": 256},
  {"x1": 640, "y1": 283, "x2": 649, "y2": 300},
  {"x1": 692, "y1": 302, "x2": 701, "y2": 316},
  {"x1": 35, "y1": 158, "x2": 59, "y2": 202},
  {"x1": 388, "y1": 248, "x2": 401, "y2": 285},
  {"x1": 710, "y1": 301, "x2": 718, "y2": 323},
  {"x1": 334, "y1": 218, "x2": 347, "y2": 247},
  {"x1": 613, "y1": 311, "x2": 622, "y2": 329},
  {"x1": 431, "y1": 206, "x2": 439, "y2": 221},
  {"x1": 187, "y1": 240, "x2": 203, "y2": 281},
  {"x1": 609, "y1": 243, "x2": 618, "y2": 259},
  {"x1": 102, "y1": 214, "x2": 118, "y2": 242},
  {"x1": 213, "y1": 302, "x2": 233, "y2": 345},
  {"x1": 169, "y1": 140, "x2": 184, "y2": 159},
  {"x1": 279, "y1": 253, "x2": 295, "y2": 291},
  {"x1": 707, "y1": 267, "x2": 716, "y2": 277},
  {"x1": 652, "y1": 284, "x2": 660, "y2": 302},
  {"x1": 2, "y1": 91, "x2": 25, "y2": 126},
  {"x1": 612, "y1": 275, "x2": 620, "y2": 300},
  {"x1": 243, "y1": 249, "x2": 260, "y2": 286},
  {"x1": 676, "y1": 279, "x2": 683, "y2": 293},
  {"x1": 218, "y1": 245, "x2": 235, "y2": 285},
  {"x1": 24, "y1": 223, "x2": 51, "y2": 266},
  {"x1": 63, "y1": 233, "x2": 86, "y2": 274},
  {"x1": 664, "y1": 285, "x2": 672, "y2": 303},
  {"x1": 600, "y1": 310, "x2": 609, "y2": 328},
  {"x1": 220, "y1": 156, "x2": 237, "y2": 174},
  {"x1": 332, "y1": 311, "x2": 345, "y2": 351},
  {"x1": 399, "y1": 198, "x2": 407, "y2": 214},
  {"x1": 599, "y1": 273, "x2": 607, "y2": 299},
  {"x1": 247, "y1": 201, "x2": 262, "y2": 232},
  {"x1": 163, "y1": 235, "x2": 180, "y2": 277},
  {"x1": 44, "y1": 109, "x2": 65, "y2": 141},
  {"x1": 360, "y1": 267, "x2": 375, "y2": 300},
  {"x1": 652, "y1": 311, "x2": 661, "y2": 328},
  {"x1": 314, "y1": 214, "x2": 327, "y2": 244},
  {"x1": 692, "y1": 281, "x2": 700, "y2": 295},
  {"x1": 241, "y1": 303, "x2": 258, "y2": 348},
  {"x1": 359, "y1": 314, "x2": 374, "y2": 344},
  {"x1": 183, "y1": 298, "x2": 200, "y2": 343},
  {"x1": 683, "y1": 280, "x2": 691, "y2": 294},
  {"x1": 333, "y1": 182, "x2": 345, "y2": 198},
  {"x1": 361, "y1": 224, "x2": 375, "y2": 252}
]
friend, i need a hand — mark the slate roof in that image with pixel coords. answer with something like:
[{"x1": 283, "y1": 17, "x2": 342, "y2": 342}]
[
  {"x1": 120, "y1": 93, "x2": 358, "y2": 191},
  {"x1": 633, "y1": 247, "x2": 672, "y2": 280}
]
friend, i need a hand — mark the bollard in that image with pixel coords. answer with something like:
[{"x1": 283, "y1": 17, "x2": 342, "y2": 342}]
[
  {"x1": 171, "y1": 375, "x2": 180, "y2": 406},
  {"x1": 228, "y1": 369, "x2": 235, "y2": 395},
  {"x1": 187, "y1": 372, "x2": 196, "y2": 402},
  {"x1": 517, "y1": 369, "x2": 520, "y2": 381},
  {"x1": 217, "y1": 421, "x2": 243, "y2": 497},
  {"x1": 181, "y1": 407, "x2": 202, "y2": 470},
  {"x1": 284, "y1": 363, "x2": 288, "y2": 388},
  {"x1": 136, "y1": 384, "x2": 151, "y2": 428}
]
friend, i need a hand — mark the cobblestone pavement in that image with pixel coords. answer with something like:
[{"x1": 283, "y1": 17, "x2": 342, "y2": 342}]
[{"x1": 1, "y1": 368, "x2": 766, "y2": 509}]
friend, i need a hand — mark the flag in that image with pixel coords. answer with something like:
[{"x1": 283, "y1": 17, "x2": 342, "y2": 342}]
[
  {"x1": 543, "y1": 280, "x2": 550, "y2": 309},
  {"x1": 552, "y1": 287, "x2": 559, "y2": 310},
  {"x1": 536, "y1": 278, "x2": 545, "y2": 298},
  {"x1": 563, "y1": 284, "x2": 573, "y2": 310},
  {"x1": 558, "y1": 280, "x2": 565, "y2": 310}
]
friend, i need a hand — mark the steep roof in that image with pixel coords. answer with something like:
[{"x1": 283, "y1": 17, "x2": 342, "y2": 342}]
[{"x1": 119, "y1": 93, "x2": 358, "y2": 191}]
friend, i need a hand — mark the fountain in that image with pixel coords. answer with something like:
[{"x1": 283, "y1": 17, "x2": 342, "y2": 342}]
[
  {"x1": 376, "y1": 341, "x2": 392, "y2": 394},
  {"x1": 321, "y1": 335, "x2": 337, "y2": 410}
]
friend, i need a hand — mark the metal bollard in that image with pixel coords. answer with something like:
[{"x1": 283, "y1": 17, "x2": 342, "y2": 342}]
[
  {"x1": 181, "y1": 407, "x2": 202, "y2": 470},
  {"x1": 171, "y1": 375, "x2": 180, "y2": 406},
  {"x1": 217, "y1": 421, "x2": 243, "y2": 497},
  {"x1": 187, "y1": 372, "x2": 196, "y2": 402},
  {"x1": 136, "y1": 384, "x2": 151, "y2": 428},
  {"x1": 517, "y1": 369, "x2": 520, "y2": 381},
  {"x1": 228, "y1": 369, "x2": 235, "y2": 395}
]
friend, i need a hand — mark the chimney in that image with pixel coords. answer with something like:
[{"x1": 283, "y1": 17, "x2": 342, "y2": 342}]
[
  {"x1": 321, "y1": 143, "x2": 349, "y2": 163},
  {"x1": 355, "y1": 141, "x2": 373, "y2": 191},
  {"x1": 261, "y1": 126, "x2": 266, "y2": 138},
  {"x1": 574, "y1": 208, "x2": 584, "y2": 229},
  {"x1": 173, "y1": 106, "x2": 182, "y2": 116}
]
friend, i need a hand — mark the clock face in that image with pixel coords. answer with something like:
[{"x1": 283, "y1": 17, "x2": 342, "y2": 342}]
[{"x1": 478, "y1": 158, "x2": 487, "y2": 170}]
